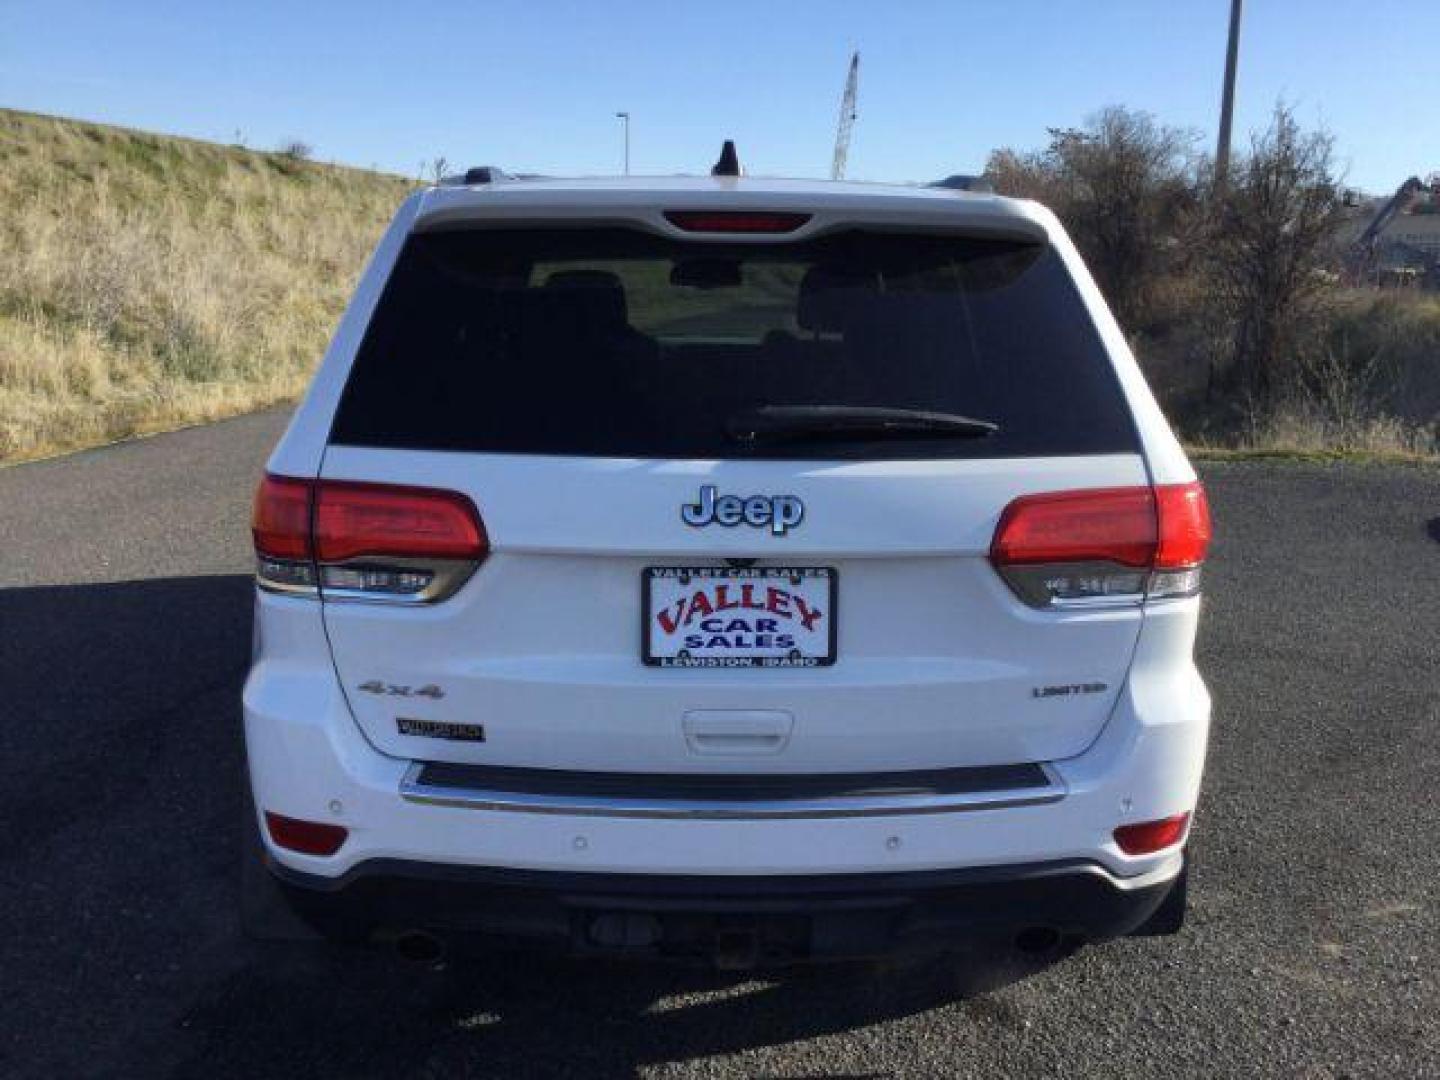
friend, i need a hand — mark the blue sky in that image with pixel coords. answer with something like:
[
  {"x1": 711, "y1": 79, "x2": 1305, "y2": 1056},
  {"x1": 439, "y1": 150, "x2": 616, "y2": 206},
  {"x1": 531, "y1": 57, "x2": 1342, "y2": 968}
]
[{"x1": 1, "y1": 0, "x2": 1433, "y2": 192}]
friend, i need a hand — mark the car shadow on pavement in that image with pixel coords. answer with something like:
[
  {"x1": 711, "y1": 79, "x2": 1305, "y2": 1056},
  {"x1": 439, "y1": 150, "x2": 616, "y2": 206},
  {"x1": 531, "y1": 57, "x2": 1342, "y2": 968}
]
[
  {"x1": 176, "y1": 940, "x2": 1066, "y2": 1078},
  {"x1": 0, "y1": 574, "x2": 1071, "y2": 1079}
]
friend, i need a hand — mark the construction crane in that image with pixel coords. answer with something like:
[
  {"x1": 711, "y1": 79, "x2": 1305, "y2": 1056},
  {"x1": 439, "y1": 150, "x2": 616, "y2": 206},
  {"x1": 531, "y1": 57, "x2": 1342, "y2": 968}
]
[
  {"x1": 1346, "y1": 176, "x2": 1425, "y2": 284},
  {"x1": 830, "y1": 52, "x2": 859, "y2": 181}
]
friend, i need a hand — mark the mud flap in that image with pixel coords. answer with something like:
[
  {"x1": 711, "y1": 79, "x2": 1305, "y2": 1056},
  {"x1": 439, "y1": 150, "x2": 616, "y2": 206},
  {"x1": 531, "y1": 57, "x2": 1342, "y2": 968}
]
[
  {"x1": 239, "y1": 786, "x2": 323, "y2": 942},
  {"x1": 1128, "y1": 852, "x2": 1188, "y2": 937}
]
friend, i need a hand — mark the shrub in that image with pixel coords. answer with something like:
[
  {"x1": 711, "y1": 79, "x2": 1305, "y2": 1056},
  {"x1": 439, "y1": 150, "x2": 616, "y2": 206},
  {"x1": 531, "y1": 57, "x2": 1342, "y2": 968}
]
[
  {"x1": 1203, "y1": 105, "x2": 1346, "y2": 409},
  {"x1": 987, "y1": 107, "x2": 1202, "y2": 330},
  {"x1": 277, "y1": 139, "x2": 313, "y2": 161}
]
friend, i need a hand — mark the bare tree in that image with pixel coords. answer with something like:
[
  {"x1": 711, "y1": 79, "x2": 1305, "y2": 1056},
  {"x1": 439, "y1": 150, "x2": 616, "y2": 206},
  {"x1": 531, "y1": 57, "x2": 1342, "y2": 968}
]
[
  {"x1": 984, "y1": 147, "x2": 1064, "y2": 206},
  {"x1": 987, "y1": 108, "x2": 1200, "y2": 328},
  {"x1": 1205, "y1": 105, "x2": 1345, "y2": 405}
]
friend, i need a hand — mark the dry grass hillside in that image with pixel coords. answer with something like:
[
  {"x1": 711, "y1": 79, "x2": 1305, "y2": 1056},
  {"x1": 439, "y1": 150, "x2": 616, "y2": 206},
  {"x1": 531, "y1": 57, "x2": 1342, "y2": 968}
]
[
  {"x1": 0, "y1": 109, "x2": 412, "y2": 462},
  {"x1": 3, "y1": 108, "x2": 1433, "y2": 465}
]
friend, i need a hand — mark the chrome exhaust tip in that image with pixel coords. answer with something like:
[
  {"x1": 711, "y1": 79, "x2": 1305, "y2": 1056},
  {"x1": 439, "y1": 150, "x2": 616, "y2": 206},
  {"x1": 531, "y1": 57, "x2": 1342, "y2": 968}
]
[
  {"x1": 1014, "y1": 926, "x2": 1063, "y2": 955},
  {"x1": 392, "y1": 929, "x2": 447, "y2": 966}
]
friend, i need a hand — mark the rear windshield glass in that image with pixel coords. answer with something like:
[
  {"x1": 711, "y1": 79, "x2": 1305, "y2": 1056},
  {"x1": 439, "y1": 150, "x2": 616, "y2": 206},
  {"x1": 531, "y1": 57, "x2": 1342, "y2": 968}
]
[{"x1": 331, "y1": 228, "x2": 1139, "y2": 459}]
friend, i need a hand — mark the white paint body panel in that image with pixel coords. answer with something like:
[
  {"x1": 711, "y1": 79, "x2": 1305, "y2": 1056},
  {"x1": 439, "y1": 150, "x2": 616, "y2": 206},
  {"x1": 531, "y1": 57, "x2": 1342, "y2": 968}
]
[
  {"x1": 318, "y1": 448, "x2": 1150, "y2": 771},
  {"x1": 248, "y1": 174, "x2": 1209, "y2": 883}
]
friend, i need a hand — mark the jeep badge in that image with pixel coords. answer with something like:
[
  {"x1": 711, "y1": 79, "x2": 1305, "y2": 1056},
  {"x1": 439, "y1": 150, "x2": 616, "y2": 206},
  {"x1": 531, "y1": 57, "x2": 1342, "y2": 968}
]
[{"x1": 681, "y1": 485, "x2": 804, "y2": 536}]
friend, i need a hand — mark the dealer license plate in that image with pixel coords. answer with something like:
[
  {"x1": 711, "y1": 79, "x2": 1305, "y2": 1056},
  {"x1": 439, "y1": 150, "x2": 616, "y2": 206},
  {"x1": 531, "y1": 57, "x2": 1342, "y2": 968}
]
[{"x1": 642, "y1": 566, "x2": 837, "y2": 668}]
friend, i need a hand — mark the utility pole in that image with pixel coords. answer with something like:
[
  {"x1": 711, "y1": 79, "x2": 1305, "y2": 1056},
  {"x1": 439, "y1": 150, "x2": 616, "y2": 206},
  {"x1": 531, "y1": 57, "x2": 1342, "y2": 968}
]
[
  {"x1": 1214, "y1": 0, "x2": 1243, "y2": 191},
  {"x1": 615, "y1": 111, "x2": 631, "y2": 176}
]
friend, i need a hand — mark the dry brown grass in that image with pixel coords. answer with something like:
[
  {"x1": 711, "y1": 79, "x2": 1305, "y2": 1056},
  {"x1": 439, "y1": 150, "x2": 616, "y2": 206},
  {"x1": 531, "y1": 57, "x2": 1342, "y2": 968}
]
[
  {"x1": 1152, "y1": 286, "x2": 1440, "y2": 461},
  {"x1": 0, "y1": 109, "x2": 412, "y2": 463},
  {"x1": 1218, "y1": 291, "x2": 1440, "y2": 459},
  {"x1": 1190, "y1": 408, "x2": 1438, "y2": 461}
]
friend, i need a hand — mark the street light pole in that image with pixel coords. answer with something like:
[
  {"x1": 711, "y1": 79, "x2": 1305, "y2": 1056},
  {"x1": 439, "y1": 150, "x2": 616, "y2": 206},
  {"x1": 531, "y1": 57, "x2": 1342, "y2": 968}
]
[
  {"x1": 1215, "y1": 0, "x2": 1243, "y2": 191},
  {"x1": 615, "y1": 111, "x2": 630, "y2": 176}
]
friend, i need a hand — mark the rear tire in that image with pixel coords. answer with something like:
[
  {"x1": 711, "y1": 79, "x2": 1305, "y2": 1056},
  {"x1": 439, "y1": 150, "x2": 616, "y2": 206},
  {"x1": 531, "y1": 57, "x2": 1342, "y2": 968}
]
[{"x1": 1130, "y1": 855, "x2": 1188, "y2": 937}]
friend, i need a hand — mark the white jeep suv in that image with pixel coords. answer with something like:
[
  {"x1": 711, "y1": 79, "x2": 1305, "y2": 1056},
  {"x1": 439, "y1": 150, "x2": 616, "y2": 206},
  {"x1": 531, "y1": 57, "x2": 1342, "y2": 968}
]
[{"x1": 243, "y1": 163, "x2": 1211, "y2": 966}]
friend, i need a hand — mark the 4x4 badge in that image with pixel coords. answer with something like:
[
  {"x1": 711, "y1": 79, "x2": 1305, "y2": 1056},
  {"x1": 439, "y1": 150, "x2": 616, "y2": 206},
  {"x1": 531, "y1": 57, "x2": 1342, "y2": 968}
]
[
  {"x1": 681, "y1": 485, "x2": 804, "y2": 536},
  {"x1": 356, "y1": 681, "x2": 445, "y2": 700}
]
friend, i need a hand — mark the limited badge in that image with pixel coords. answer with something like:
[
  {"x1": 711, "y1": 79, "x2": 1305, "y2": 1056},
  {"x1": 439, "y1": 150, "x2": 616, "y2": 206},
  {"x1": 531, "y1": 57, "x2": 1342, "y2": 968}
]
[{"x1": 1031, "y1": 682, "x2": 1108, "y2": 699}]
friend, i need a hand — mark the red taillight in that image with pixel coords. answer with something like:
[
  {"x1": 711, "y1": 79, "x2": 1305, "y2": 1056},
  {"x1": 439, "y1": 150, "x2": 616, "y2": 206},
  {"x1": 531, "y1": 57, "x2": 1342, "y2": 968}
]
[
  {"x1": 991, "y1": 487, "x2": 1157, "y2": 569},
  {"x1": 663, "y1": 210, "x2": 811, "y2": 234},
  {"x1": 1154, "y1": 482, "x2": 1212, "y2": 568},
  {"x1": 264, "y1": 811, "x2": 348, "y2": 856},
  {"x1": 252, "y1": 474, "x2": 314, "y2": 560},
  {"x1": 1114, "y1": 812, "x2": 1191, "y2": 856},
  {"x1": 989, "y1": 481, "x2": 1211, "y2": 608},
  {"x1": 313, "y1": 481, "x2": 487, "y2": 563},
  {"x1": 251, "y1": 475, "x2": 487, "y2": 602}
]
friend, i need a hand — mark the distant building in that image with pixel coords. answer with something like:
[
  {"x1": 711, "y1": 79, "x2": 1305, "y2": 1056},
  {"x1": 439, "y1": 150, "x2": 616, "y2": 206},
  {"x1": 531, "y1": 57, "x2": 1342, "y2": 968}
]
[{"x1": 1339, "y1": 175, "x2": 1440, "y2": 288}]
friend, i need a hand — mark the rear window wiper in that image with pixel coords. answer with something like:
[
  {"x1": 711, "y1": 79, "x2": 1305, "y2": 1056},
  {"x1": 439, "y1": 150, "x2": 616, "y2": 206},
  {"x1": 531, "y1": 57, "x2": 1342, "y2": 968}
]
[{"x1": 727, "y1": 405, "x2": 998, "y2": 445}]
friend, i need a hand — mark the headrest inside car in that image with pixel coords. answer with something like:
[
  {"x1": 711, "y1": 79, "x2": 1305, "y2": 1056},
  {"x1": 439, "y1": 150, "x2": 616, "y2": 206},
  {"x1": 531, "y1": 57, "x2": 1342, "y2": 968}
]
[
  {"x1": 543, "y1": 269, "x2": 629, "y2": 327},
  {"x1": 797, "y1": 265, "x2": 877, "y2": 333}
]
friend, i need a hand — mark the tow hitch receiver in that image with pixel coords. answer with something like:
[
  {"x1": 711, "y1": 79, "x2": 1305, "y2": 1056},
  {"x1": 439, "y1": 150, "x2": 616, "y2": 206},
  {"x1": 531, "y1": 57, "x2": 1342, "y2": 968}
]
[
  {"x1": 712, "y1": 922, "x2": 762, "y2": 971},
  {"x1": 578, "y1": 909, "x2": 814, "y2": 968},
  {"x1": 575, "y1": 907, "x2": 901, "y2": 968}
]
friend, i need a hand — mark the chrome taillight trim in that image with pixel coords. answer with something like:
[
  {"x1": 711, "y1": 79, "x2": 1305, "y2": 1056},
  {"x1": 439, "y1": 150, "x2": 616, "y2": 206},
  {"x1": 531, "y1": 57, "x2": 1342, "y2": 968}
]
[
  {"x1": 256, "y1": 557, "x2": 318, "y2": 597},
  {"x1": 998, "y1": 560, "x2": 1202, "y2": 610},
  {"x1": 255, "y1": 556, "x2": 479, "y2": 604},
  {"x1": 317, "y1": 556, "x2": 480, "y2": 605}
]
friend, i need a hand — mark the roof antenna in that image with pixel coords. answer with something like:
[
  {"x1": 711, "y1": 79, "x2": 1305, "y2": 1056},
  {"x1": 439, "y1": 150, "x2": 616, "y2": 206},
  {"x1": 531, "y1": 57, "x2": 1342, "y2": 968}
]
[{"x1": 712, "y1": 140, "x2": 741, "y2": 177}]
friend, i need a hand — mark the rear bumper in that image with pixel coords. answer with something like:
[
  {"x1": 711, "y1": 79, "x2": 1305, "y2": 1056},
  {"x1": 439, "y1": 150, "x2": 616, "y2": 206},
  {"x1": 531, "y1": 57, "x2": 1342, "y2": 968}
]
[
  {"x1": 268, "y1": 855, "x2": 1181, "y2": 963},
  {"x1": 245, "y1": 592, "x2": 1210, "y2": 882}
]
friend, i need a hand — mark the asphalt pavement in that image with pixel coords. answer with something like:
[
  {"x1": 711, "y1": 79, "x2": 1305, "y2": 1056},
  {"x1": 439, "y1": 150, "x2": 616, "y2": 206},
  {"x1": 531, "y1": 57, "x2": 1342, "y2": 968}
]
[{"x1": 1, "y1": 409, "x2": 1436, "y2": 1078}]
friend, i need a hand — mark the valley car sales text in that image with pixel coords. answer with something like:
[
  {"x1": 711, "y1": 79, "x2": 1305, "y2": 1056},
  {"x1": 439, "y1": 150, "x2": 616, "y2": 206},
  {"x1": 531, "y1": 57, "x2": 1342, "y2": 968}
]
[{"x1": 648, "y1": 567, "x2": 830, "y2": 668}]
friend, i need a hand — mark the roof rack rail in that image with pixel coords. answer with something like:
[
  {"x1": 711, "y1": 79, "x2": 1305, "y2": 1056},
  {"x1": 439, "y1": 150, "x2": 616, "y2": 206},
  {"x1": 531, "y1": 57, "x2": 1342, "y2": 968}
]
[
  {"x1": 931, "y1": 174, "x2": 995, "y2": 193},
  {"x1": 439, "y1": 166, "x2": 512, "y2": 187},
  {"x1": 465, "y1": 165, "x2": 510, "y2": 184}
]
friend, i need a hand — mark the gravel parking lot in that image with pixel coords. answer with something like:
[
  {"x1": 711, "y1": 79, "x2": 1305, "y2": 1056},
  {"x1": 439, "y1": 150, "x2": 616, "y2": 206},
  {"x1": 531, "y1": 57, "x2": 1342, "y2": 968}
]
[{"x1": 1, "y1": 409, "x2": 1436, "y2": 1078}]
